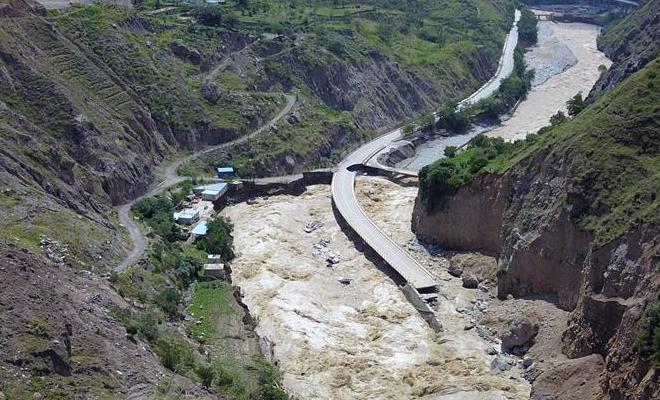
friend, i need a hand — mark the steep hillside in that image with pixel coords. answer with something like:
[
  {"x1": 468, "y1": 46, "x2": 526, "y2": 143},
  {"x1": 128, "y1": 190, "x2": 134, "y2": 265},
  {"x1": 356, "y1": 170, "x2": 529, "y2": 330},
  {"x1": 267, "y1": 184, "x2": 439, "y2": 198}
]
[
  {"x1": 590, "y1": 0, "x2": 660, "y2": 98},
  {"x1": 0, "y1": 0, "x2": 522, "y2": 397},
  {"x1": 412, "y1": 7, "x2": 659, "y2": 398},
  {"x1": 1, "y1": 0, "x2": 516, "y2": 259}
]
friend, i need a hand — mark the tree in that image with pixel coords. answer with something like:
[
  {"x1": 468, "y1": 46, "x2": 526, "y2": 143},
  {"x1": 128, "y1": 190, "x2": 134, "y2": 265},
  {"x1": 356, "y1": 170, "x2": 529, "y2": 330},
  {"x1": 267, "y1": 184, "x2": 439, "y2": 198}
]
[
  {"x1": 468, "y1": 155, "x2": 488, "y2": 174},
  {"x1": 420, "y1": 114, "x2": 435, "y2": 134},
  {"x1": 549, "y1": 110, "x2": 567, "y2": 126},
  {"x1": 566, "y1": 92, "x2": 585, "y2": 116},
  {"x1": 193, "y1": 7, "x2": 223, "y2": 27},
  {"x1": 443, "y1": 146, "x2": 457, "y2": 158},
  {"x1": 403, "y1": 122, "x2": 415, "y2": 136},
  {"x1": 205, "y1": 217, "x2": 235, "y2": 261}
]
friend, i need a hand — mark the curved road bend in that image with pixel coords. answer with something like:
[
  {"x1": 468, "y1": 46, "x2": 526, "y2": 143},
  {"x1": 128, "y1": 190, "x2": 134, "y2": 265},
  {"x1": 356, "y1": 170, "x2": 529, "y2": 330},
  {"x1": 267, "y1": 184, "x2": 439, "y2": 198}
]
[
  {"x1": 332, "y1": 128, "x2": 437, "y2": 291},
  {"x1": 116, "y1": 94, "x2": 296, "y2": 271},
  {"x1": 332, "y1": 10, "x2": 521, "y2": 290}
]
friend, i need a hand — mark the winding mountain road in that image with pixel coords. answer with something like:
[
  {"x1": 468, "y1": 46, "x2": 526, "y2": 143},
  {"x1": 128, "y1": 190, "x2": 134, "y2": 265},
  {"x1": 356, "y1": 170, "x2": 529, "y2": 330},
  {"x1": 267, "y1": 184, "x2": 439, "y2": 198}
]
[
  {"x1": 116, "y1": 94, "x2": 296, "y2": 271},
  {"x1": 331, "y1": 10, "x2": 520, "y2": 290}
]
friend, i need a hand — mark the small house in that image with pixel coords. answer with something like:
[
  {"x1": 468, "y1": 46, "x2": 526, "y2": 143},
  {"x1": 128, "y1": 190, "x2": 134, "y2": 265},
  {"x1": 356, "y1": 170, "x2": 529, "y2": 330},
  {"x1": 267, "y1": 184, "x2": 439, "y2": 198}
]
[
  {"x1": 216, "y1": 166, "x2": 234, "y2": 179},
  {"x1": 193, "y1": 183, "x2": 228, "y2": 201},
  {"x1": 202, "y1": 263, "x2": 226, "y2": 280},
  {"x1": 208, "y1": 254, "x2": 223, "y2": 263},
  {"x1": 191, "y1": 220, "x2": 208, "y2": 236},
  {"x1": 173, "y1": 208, "x2": 199, "y2": 225}
]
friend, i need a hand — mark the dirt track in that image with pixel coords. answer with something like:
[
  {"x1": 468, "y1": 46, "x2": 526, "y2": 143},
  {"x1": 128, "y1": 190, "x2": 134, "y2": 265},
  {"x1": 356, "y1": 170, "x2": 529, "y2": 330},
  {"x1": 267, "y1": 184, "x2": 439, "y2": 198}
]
[{"x1": 115, "y1": 94, "x2": 296, "y2": 271}]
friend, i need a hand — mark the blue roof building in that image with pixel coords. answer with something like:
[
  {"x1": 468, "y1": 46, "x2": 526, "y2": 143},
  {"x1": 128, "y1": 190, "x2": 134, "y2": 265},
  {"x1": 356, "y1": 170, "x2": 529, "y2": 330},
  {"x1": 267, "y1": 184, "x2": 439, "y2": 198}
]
[
  {"x1": 217, "y1": 167, "x2": 235, "y2": 178},
  {"x1": 191, "y1": 221, "x2": 208, "y2": 236}
]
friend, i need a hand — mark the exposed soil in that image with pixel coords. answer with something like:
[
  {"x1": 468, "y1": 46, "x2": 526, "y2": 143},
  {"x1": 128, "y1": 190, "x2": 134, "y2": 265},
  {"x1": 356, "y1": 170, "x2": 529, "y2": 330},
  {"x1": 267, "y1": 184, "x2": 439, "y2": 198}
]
[{"x1": 0, "y1": 243, "x2": 214, "y2": 399}]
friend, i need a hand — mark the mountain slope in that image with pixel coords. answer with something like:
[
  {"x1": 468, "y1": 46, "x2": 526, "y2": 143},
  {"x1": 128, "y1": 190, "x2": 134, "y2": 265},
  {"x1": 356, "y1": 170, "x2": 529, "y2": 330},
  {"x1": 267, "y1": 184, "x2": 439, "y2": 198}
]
[{"x1": 412, "y1": 5, "x2": 659, "y2": 398}]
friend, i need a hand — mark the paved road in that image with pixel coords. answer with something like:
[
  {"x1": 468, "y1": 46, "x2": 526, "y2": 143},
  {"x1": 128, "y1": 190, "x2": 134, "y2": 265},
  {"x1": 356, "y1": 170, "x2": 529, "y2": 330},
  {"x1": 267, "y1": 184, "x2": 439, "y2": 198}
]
[
  {"x1": 458, "y1": 9, "x2": 521, "y2": 109},
  {"x1": 116, "y1": 94, "x2": 296, "y2": 271},
  {"x1": 332, "y1": 128, "x2": 437, "y2": 290},
  {"x1": 332, "y1": 10, "x2": 521, "y2": 290}
]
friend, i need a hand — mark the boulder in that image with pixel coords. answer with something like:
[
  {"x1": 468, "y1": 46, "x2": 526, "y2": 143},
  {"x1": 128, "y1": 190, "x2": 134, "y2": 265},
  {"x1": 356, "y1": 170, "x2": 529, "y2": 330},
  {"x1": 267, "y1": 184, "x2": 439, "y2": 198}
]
[
  {"x1": 450, "y1": 253, "x2": 498, "y2": 282},
  {"x1": 490, "y1": 354, "x2": 513, "y2": 371},
  {"x1": 462, "y1": 274, "x2": 479, "y2": 289},
  {"x1": 448, "y1": 262, "x2": 463, "y2": 277},
  {"x1": 168, "y1": 40, "x2": 202, "y2": 65},
  {"x1": 201, "y1": 83, "x2": 221, "y2": 103},
  {"x1": 500, "y1": 316, "x2": 539, "y2": 352}
]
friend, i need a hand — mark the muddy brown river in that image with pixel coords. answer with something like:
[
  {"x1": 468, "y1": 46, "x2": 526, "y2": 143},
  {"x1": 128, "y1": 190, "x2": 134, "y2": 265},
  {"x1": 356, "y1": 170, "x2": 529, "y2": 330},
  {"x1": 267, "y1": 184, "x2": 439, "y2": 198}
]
[{"x1": 222, "y1": 181, "x2": 529, "y2": 399}]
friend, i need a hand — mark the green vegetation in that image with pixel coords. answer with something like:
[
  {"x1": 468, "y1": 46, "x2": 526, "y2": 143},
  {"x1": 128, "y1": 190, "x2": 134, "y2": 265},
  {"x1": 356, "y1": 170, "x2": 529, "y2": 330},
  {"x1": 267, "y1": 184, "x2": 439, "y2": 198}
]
[
  {"x1": 203, "y1": 217, "x2": 235, "y2": 260},
  {"x1": 566, "y1": 91, "x2": 585, "y2": 116},
  {"x1": 419, "y1": 134, "x2": 520, "y2": 211},
  {"x1": 636, "y1": 301, "x2": 660, "y2": 365},
  {"x1": 435, "y1": 102, "x2": 470, "y2": 132},
  {"x1": 114, "y1": 188, "x2": 289, "y2": 398},
  {"x1": 517, "y1": 8, "x2": 538, "y2": 45},
  {"x1": 472, "y1": 47, "x2": 534, "y2": 118},
  {"x1": 131, "y1": 196, "x2": 180, "y2": 242},
  {"x1": 154, "y1": 287, "x2": 182, "y2": 319},
  {"x1": 444, "y1": 145, "x2": 458, "y2": 158},
  {"x1": 420, "y1": 57, "x2": 660, "y2": 248}
]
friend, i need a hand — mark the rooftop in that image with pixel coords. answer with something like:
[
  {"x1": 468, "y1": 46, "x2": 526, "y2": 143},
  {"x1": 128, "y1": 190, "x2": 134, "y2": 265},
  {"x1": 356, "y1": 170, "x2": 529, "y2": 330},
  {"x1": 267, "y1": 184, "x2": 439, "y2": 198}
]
[
  {"x1": 191, "y1": 221, "x2": 208, "y2": 236},
  {"x1": 195, "y1": 182, "x2": 227, "y2": 192}
]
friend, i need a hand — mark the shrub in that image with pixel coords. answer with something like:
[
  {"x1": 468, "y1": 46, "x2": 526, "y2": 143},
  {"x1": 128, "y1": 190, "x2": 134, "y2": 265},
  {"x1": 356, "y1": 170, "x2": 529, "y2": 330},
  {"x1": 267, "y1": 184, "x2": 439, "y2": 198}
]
[
  {"x1": 196, "y1": 365, "x2": 215, "y2": 388},
  {"x1": 176, "y1": 256, "x2": 203, "y2": 287},
  {"x1": 436, "y1": 103, "x2": 469, "y2": 132},
  {"x1": 469, "y1": 155, "x2": 488, "y2": 174},
  {"x1": 518, "y1": 8, "x2": 538, "y2": 45},
  {"x1": 328, "y1": 40, "x2": 344, "y2": 55},
  {"x1": 403, "y1": 122, "x2": 415, "y2": 136},
  {"x1": 136, "y1": 312, "x2": 160, "y2": 342},
  {"x1": 636, "y1": 301, "x2": 660, "y2": 365},
  {"x1": 154, "y1": 288, "x2": 181, "y2": 319},
  {"x1": 158, "y1": 339, "x2": 180, "y2": 371},
  {"x1": 193, "y1": 6, "x2": 223, "y2": 27},
  {"x1": 550, "y1": 111, "x2": 568, "y2": 126},
  {"x1": 417, "y1": 27, "x2": 443, "y2": 44},
  {"x1": 125, "y1": 324, "x2": 138, "y2": 336},
  {"x1": 132, "y1": 196, "x2": 179, "y2": 242},
  {"x1": 215, "y1": 366, "x2": 234, "y2": 388},
  {"x1": 567, "y1": 92, "x2": 586, "y2": 116},
  {"x1": 256, "y1": 358, "x2": 289, "y2": 400},
  {"x1": 444, "y1": 145, "x2": 457, "y2": 158}
]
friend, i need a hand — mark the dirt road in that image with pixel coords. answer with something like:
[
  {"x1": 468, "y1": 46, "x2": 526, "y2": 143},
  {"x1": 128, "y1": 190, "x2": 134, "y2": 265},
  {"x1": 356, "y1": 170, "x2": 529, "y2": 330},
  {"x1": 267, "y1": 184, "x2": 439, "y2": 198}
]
[{"x1": 115, "y1": 94, "x2": 296, "y2": 271}]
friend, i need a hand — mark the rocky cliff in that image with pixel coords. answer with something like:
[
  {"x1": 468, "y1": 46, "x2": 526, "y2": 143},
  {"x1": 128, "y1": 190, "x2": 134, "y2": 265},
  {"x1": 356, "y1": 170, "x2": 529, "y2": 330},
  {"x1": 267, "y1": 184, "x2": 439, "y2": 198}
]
[{"x1": 412, "y1": 26, "x2": 659, "y2": 400}]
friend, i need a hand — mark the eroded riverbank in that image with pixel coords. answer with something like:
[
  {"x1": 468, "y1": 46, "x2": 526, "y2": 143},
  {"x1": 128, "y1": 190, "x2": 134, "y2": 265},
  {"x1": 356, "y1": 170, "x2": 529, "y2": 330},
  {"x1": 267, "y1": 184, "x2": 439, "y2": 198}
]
[{"x1": 222, "y1": 180, "x2": 530, "y2": 399}]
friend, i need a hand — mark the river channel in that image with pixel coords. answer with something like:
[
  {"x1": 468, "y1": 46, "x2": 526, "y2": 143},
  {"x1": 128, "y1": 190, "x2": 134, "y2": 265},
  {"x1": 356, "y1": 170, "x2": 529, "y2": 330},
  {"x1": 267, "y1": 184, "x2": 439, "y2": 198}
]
[{"x1": 396, "y1": 20, "x2": 610, "y2": 171}]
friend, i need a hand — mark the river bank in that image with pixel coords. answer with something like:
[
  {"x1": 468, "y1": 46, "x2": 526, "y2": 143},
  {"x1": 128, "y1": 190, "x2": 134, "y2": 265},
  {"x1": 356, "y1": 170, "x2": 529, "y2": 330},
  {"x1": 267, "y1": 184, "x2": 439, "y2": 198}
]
[{"x1": 394, "y1": 20, "x2": 609, "y2": 171}]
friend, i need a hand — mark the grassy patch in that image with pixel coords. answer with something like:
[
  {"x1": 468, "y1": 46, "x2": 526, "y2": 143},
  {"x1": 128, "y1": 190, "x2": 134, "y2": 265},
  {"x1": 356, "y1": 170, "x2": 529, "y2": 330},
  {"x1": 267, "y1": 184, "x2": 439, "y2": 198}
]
[{"x1": 186, "y1": 281, "x2": 235, "y2": 343}]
